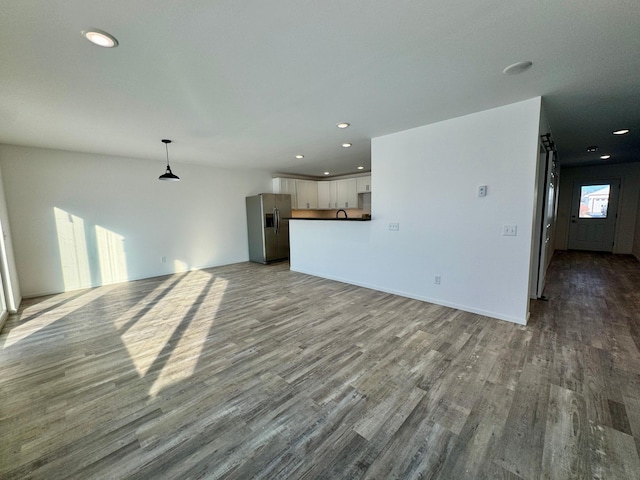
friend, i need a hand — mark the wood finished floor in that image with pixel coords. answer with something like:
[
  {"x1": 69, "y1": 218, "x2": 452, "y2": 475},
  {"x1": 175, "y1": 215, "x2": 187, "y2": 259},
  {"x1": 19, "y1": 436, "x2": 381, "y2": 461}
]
[{"x1": 1, "y1": 251, "x2": 640, "y2": 479}]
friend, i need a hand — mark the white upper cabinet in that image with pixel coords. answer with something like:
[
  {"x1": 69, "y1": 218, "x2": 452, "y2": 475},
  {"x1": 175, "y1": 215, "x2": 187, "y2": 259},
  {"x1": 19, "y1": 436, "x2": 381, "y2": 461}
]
[
  {"x1": 272, "y1": 177, "x2": 297, "y2": 208},
  {"x1": 336, "y1": 178, "x2": 358, "y2": 209},
  {"x1": 317, "y1": 181, "x2": 337, "y2": 209},
  {"x1": 274, "y1": 175, "x2": 368, "y2": 210},
  {"x1": 295, "y1": 180, "x2": 318, "y2": 209},
  {"x1": 356, "y1": 176, "x2": 372, "y2": 193}
]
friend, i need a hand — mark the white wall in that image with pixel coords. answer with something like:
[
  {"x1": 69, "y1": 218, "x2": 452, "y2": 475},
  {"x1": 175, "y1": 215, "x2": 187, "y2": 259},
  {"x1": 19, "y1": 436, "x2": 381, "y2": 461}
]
[
  {"x1": 555, "y1": 162, "x2": 640, "y2": 253},
  {"x1": 291, "y1": 98, "x2": 542, "y2": 324},
  {"x1": 0, "y1": 144, "x2": 272, "y2": 297}
]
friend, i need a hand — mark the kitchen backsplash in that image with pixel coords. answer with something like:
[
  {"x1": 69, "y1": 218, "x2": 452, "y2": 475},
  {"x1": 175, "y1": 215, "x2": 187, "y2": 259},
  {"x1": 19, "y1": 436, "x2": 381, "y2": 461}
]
[{"x1": 291, "y1": 209, "x2": 368, "y2": 219}]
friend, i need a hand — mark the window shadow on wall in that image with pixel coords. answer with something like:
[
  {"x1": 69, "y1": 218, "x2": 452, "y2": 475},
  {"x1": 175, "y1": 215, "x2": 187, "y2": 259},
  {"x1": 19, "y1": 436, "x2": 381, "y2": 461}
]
[{"x1": 54, "y1": 207, "x2": 128, "y2": 291}]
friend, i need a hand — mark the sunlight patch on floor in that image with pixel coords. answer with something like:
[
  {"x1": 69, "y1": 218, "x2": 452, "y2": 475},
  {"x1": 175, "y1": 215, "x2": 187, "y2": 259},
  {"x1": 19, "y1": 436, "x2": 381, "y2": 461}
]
[
  {"x1": 119, "y1": 270, "x2": 219, "y2": 382},
  {"x1": 120, "y1": 275, "x2": 195, "y2": 377},
  {"x1": 148, "y1": 276, "x2": 228, "y2": 397},
  {"x1": 113, "y1": 274, "x2": 188, "y2": 330},
  {"x1": 4, "y1": 287, "x2": 113, "y2": 348}
]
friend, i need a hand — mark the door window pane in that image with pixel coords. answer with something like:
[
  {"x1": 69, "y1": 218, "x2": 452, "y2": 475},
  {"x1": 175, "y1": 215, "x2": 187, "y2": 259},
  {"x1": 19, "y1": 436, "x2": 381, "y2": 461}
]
[{"x1": 579, "y1": 184, "x2": 610, "y2": 218}]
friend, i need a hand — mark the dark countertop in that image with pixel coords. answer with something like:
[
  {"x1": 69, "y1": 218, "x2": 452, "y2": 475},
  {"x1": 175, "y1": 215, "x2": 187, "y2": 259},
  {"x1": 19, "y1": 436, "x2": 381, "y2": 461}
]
[{"x1": 290, "y1": 217, "x2": 371, "y2": 221}]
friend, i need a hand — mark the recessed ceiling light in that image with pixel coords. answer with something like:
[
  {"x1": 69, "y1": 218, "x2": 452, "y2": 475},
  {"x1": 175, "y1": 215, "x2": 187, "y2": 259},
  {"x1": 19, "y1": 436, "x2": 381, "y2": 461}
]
[
  {"x1": 82, "y1": 29, "x2": 118, "y2": 48},
  {"x1": 357, "y1": 166, "x2": 364, "y2": 170},
  {"x1": 587, "y1": 146, "x2": 599, "y2": 152},
  {"x1": 342, "y1": 143, "x2": 352, "y2": 148},
  {"x1": 324, "y1": 171, "x2": 330, "y2": 175},
  {"x1": 337, "y1": 122, "x2": 350, "y2": 129},
  {"x1": 600, "y1": 155, "x2": 611, "y2": 160},
  {"x1": 295, "y1": 154, "x2": 304, "y2": 159},
  {"x1": 613, "y1": 129, "x2": 630, "y2": 135},
  {"x1": 502, "y1": 61, "x2": 533, "y2": 75}
]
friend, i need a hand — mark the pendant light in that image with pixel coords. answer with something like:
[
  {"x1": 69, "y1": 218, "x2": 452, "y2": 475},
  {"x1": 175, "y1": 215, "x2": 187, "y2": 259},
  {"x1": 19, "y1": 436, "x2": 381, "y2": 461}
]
[{"x1": 159, "y1": 139, "x2": 180, "y2": 181}]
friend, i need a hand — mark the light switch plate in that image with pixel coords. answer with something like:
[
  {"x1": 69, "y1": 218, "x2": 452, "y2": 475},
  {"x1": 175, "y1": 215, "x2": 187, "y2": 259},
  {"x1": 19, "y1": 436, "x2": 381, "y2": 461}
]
[
  {"x1": 503, "y1": 224, "x2": 517, "y2": 236},
  {"x1": 389, "y1": 222, "x2": 399, "y2": 231},
  {"x1": 478, "y1": 185, "x2": 487, "y2": 197}
]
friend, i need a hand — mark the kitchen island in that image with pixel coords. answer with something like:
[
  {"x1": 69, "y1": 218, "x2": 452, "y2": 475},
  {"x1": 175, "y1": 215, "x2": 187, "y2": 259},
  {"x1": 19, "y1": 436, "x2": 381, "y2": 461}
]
[{"x1": 288, "y1": 218, "x2": 374, "y2": 289}]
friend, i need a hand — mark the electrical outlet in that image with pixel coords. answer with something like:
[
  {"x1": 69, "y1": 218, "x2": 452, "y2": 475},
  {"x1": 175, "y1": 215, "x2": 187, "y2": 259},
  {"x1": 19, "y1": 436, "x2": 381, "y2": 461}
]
[
  {"x1": 434, "y1": 275, "x2": 441, "y2": 285},
  {"x1": 503, "y1": 225, "x2": 517, "y2": 236},
  {"x1": 478, "y1": 185, "x2": 487, "y2": 197},
  {"x1": 388, "y1": 222, "x2": 399, "y2": 231},
  {"x1": 161, "y1": 256, "x2": 167, "y2": 263}
]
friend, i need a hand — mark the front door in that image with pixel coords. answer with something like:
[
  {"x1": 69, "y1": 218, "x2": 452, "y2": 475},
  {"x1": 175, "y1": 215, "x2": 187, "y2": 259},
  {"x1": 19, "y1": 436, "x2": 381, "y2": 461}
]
[{"x1": 567, "y1": 180, "x2": 620, "y2": 251}]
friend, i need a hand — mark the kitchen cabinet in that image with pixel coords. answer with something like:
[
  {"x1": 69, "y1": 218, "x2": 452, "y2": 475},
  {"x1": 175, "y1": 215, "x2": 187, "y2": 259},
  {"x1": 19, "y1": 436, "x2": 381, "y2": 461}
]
[
  {"x1": 295, "y1": 180, "x2": 318, "y2": 209},
  {"x1": 275, "y1": 175, "x2": 367, "y2": 210},
  {"x1": 272, "y1": 177, "x2": 297, "y2": 208},
  {"x1": 336, "y1": 178, "x2": 358, "y2": 209},
  {"x1": 356, "y1": 176, "x2": 372, "y2": 193},
  {"x1": 273, "y1": 177, "x2": 297, "y2": 208},
  {"x1": 317, "y1": 180, "x2": 337, "y2": 209}
]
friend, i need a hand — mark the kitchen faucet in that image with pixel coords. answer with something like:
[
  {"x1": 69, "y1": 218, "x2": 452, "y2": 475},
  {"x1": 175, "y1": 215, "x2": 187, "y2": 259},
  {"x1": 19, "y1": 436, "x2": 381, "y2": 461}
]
[{"x1": 336, "y1": 209, "x2": 348, "y2": 219}]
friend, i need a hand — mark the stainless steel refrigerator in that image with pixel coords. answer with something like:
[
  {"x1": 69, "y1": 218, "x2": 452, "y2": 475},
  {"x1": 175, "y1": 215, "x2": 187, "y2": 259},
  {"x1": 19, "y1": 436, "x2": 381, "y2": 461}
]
[{"x1": 246, "y1": 193, "x2": 292, "y2": 264}]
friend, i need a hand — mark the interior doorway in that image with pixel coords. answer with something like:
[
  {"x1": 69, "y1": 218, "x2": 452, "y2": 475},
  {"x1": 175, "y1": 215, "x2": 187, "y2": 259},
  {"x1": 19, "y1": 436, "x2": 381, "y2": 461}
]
[{"x1": 567, "y1": 179, "x2": 620, "y2": 251}]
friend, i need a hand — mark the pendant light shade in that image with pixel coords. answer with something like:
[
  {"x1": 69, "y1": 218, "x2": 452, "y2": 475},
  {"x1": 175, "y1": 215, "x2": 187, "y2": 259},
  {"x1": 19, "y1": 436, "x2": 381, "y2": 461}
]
[{"x1": 159, "y1": 139, "x2": 180, "y2": 181}]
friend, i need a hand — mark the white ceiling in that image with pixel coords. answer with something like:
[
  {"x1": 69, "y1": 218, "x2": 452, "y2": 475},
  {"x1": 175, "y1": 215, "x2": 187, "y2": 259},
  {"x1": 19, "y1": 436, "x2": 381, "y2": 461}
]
[{"x1": 1, "y1": 0, "x2": 639, "y2": 177}]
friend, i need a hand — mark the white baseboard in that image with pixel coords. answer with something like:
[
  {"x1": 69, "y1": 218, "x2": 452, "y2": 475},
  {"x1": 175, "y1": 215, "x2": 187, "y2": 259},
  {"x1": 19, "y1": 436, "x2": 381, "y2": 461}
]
[{"x1": 290, "y1": 266, "x2": 528, "y2": 325}]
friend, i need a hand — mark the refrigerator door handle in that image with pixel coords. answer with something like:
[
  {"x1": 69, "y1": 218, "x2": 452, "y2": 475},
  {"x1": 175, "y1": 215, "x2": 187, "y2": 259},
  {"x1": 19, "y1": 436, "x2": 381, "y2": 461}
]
[{"x1": 274, "y1": 207, "x2": 279, "y2": 234}]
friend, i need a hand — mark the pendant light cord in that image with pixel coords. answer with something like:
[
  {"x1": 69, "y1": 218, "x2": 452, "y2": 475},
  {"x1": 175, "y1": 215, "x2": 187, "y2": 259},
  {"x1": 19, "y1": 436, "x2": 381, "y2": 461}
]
[{"x1": 165, "y1": 142, "x2": 170, "y2": 167}]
